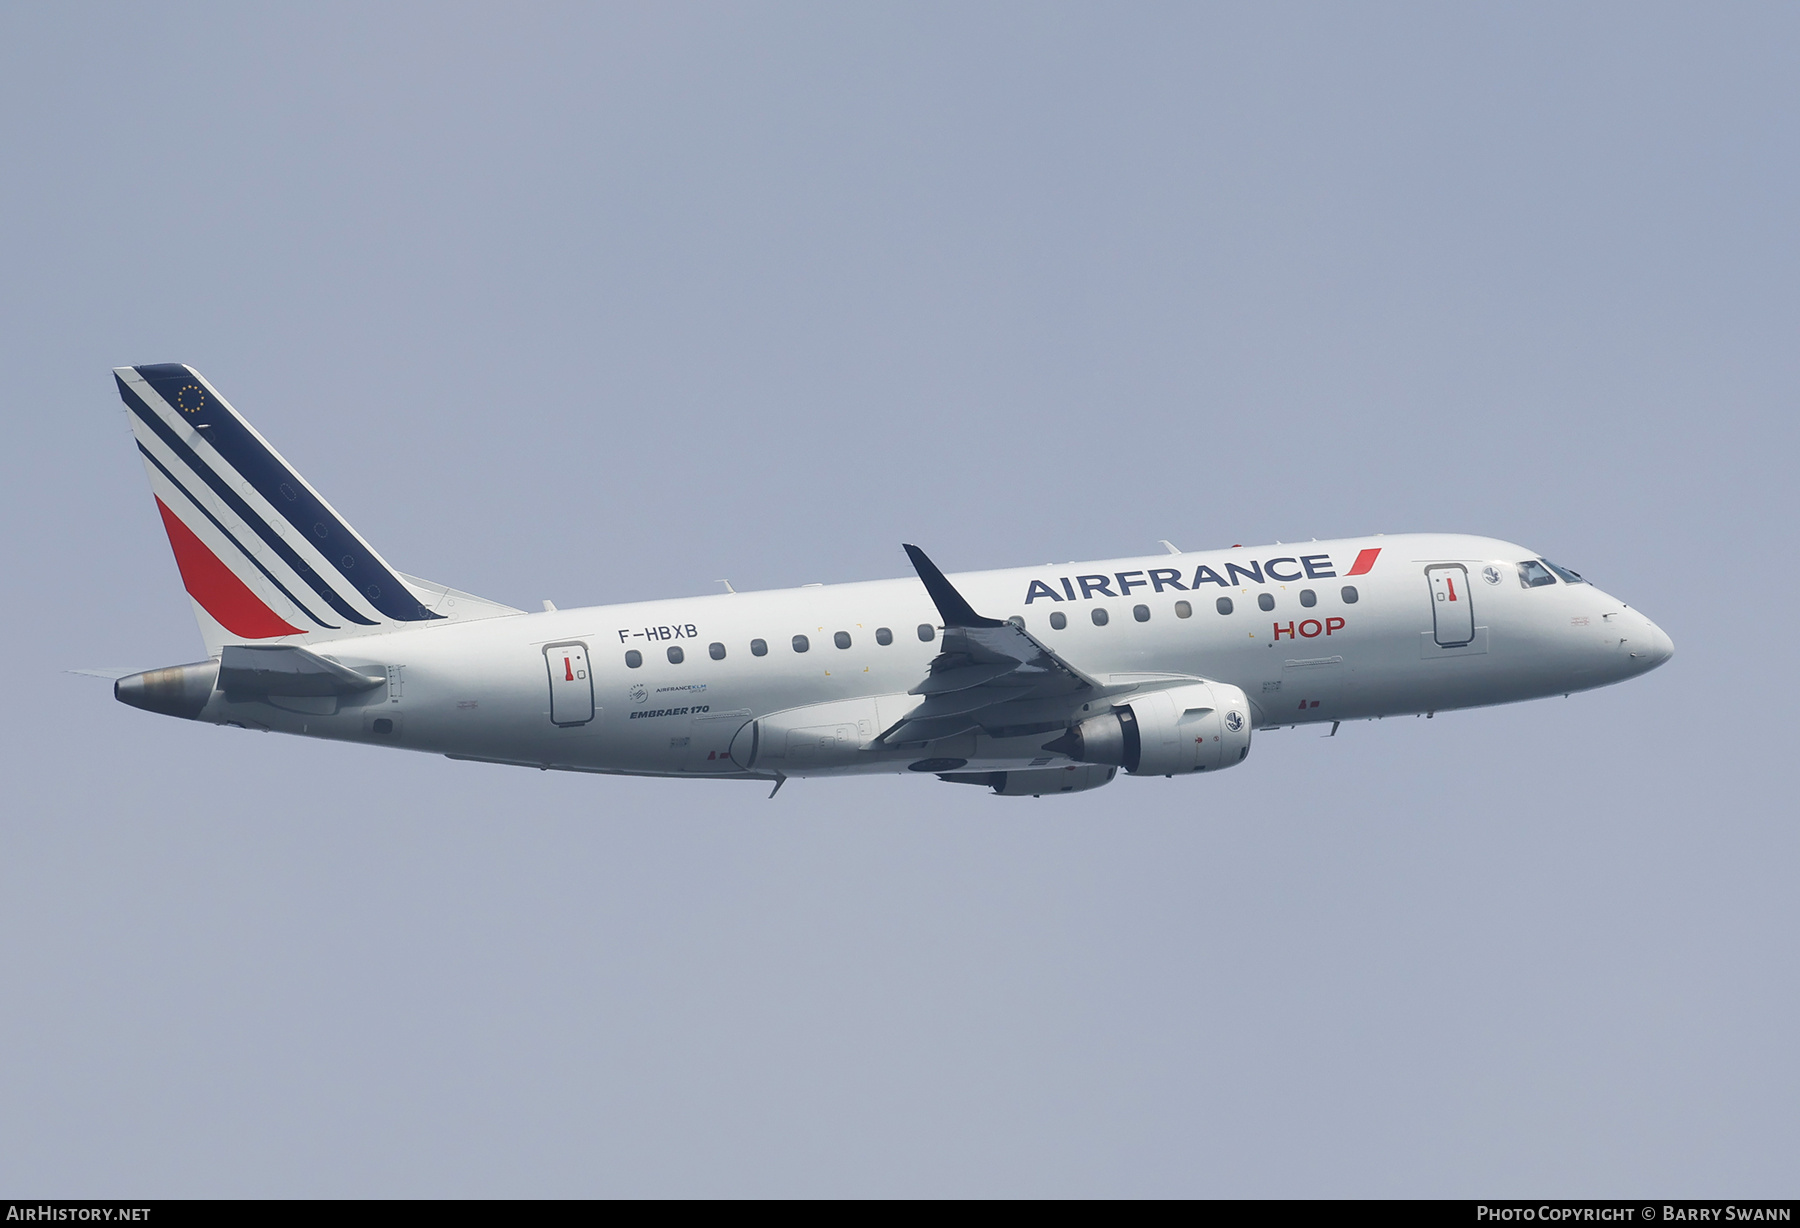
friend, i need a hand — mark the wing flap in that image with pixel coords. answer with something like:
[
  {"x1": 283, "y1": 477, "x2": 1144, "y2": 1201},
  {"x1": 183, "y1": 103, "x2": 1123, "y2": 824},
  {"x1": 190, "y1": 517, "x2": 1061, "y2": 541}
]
[{"x1": 910, "y1": 660, "x2": 1022, "y2": 696}]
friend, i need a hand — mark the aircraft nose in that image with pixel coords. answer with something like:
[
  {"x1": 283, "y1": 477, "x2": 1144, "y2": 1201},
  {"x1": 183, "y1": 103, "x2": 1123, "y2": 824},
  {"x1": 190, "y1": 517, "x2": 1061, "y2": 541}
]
[{"x1": 1635, "y1": 619, "x2": 1674, "y2": 670}]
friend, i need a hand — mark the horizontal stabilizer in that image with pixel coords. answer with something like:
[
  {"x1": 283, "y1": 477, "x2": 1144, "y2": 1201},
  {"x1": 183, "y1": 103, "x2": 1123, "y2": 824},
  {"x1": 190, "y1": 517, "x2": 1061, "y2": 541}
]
[{"x1": 217, "y1": 644, "x2": 386, "y2": 697}]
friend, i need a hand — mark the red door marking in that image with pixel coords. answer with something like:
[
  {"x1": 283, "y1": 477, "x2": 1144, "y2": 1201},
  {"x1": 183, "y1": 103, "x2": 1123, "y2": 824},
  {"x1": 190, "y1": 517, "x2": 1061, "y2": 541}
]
[
  {"x1": 564, "y1": 656, "x2": 574, "y2": 681},
  {"x1": 1445, "y1": 577, "x2": 1458, "y2": 601},
  {"x1": 154, "y1": 497, "x2": 301, "y2": 638}
]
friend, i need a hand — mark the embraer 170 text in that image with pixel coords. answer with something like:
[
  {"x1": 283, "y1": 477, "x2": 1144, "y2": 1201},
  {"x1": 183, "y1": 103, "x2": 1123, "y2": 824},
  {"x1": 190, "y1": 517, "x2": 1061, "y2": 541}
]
[{"x1": 105, "y1": 365, "x2": 1672, "y2": 797}]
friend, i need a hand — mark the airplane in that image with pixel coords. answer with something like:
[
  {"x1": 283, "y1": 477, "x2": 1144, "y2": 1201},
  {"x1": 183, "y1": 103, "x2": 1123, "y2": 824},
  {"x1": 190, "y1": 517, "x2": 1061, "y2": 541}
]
[{"x1": 103, "y1": 363, "x2": 1673, "y2": 798}]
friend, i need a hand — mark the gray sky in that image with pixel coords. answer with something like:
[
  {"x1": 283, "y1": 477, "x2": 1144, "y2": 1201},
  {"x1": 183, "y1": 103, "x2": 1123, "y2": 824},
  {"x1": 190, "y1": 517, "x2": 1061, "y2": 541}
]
[{"x1": 2, "y1": 1, "x2": 1794, "y2": 1196}]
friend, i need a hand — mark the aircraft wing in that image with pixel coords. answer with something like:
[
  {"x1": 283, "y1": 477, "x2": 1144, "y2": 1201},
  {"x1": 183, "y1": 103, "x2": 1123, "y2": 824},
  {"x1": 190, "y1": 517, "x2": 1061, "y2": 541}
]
[{"x1": 878, "y1": 545, "x2": 1096, "y2": 745}]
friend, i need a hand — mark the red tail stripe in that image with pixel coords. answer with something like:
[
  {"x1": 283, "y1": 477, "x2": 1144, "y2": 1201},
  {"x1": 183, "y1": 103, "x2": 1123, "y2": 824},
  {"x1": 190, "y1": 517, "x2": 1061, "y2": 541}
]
[
  {"x1": 1346, "y1": 548, "x2": 1382, "y2": 576},
  {"x1": 154, "y1": 497, "x2": 302, "y2": 638}
]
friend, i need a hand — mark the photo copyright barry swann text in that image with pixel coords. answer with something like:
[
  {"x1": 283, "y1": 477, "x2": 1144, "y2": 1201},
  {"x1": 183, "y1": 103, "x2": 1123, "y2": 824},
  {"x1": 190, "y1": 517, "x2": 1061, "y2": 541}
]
[{"x1": 1478, "y1": 1210, "x2": 1791, "y2": 1223}]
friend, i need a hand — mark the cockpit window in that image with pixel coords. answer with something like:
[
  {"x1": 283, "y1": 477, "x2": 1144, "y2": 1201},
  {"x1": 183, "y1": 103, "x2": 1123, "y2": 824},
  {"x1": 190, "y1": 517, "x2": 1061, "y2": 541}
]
[
  {"x1": 1517, "y1": 560, "x2": 1557, "y2": 588},
  {"x1": 1541, "y1": 559, "x2": 1586, "y2": 585}
]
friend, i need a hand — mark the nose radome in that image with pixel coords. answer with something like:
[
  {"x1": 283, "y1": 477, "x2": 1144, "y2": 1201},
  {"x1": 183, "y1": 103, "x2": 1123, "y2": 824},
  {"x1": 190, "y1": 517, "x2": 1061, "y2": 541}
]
[{"x1": 1636, "y1": 620, "x2": 1674, "y2": 670}]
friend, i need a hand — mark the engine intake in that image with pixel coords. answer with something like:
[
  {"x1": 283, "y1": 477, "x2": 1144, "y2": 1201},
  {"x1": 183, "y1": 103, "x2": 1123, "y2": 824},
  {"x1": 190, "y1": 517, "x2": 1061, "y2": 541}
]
[{"x1": 1042, "y1": 681, "x2": 1252, "y2": 776}]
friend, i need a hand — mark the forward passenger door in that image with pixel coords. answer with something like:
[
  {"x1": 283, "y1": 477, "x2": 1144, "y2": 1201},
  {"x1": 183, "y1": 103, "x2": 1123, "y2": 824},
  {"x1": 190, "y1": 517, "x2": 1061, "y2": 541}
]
[{"x1": 1426, "y1": 566, "x2": 1475, "y2": 648}]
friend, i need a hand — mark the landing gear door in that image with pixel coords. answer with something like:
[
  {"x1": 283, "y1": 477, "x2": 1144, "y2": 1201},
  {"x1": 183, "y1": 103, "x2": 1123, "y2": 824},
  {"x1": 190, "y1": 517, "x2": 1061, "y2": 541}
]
[
  {"x1": 545, "y1": 642, "x2": 595, "y2": 726},
  {"x1": 1426, "y1": 565, "x2": 1475, "y2": 647}
]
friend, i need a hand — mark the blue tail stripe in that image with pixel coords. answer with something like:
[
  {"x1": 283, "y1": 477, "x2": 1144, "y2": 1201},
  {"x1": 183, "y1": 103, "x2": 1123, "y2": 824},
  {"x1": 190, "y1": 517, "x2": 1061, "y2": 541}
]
[
  {"x1": 133, "y1": 365, "x2": 440, "y2": 623},
  {"x1": 137, "y1": 442, "x2": 339, "y2": 631},
  {"x1": 117, "y1": 375, "x2": 378, "y2": 627}
]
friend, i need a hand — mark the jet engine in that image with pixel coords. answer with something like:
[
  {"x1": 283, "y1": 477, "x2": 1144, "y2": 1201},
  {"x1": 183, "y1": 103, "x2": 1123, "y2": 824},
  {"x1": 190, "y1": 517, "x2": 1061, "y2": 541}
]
[{"x1": 1041, "y1": 681, "x2": 1252, "y2": 776}]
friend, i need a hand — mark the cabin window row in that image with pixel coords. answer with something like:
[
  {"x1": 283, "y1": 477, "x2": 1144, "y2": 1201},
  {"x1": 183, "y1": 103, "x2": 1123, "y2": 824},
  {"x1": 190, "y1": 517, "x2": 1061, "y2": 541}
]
[
  {"x1": 1038, "y1": 586, "x2": 1359, "y2": 629},
  {"x1": 624, "y1": 622, "x2": 936, "y2": 668},
  {"x1": 621, "y1": 583, "x2": 1367, "y2": 666}
]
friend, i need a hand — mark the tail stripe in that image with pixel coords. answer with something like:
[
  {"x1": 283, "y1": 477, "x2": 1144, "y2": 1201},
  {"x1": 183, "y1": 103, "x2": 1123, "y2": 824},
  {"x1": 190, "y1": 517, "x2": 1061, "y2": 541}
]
[
  {"x1": 133, "y1": 365, "x2": 440, "y2": 623},
  {"x1": 138, "y1": 442, "x2": 338, "y2": 630},
  {"x1": 154, "y1": 497, "x2": 303, "y2": 638},
  {"x1": 117, "y1": 375, "x2": 379, "y2": 626}
]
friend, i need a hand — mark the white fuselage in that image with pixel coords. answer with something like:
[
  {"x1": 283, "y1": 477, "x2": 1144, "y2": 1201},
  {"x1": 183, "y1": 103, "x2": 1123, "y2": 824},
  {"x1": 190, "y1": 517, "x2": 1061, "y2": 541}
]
[{"x1": 187, "y1": 533, "x2": 1672, "y2": 784}]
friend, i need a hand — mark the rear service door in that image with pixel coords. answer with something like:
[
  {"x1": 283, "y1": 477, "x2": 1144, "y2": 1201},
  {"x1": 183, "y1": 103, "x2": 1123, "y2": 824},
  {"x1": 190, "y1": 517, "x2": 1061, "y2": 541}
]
[
  {"x1": 545, "y1": 642, "x2": 595, "y2": 726},
  {"x1": 1426, "y1": 566, "x2": 1475, "y2": 647}
]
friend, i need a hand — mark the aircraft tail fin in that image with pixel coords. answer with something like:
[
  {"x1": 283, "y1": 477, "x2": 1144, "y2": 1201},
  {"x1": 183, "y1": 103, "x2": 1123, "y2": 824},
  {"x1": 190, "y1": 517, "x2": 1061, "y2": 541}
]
[{"x1": 114, "y1": 364, "x2": 520, "y2": 656}]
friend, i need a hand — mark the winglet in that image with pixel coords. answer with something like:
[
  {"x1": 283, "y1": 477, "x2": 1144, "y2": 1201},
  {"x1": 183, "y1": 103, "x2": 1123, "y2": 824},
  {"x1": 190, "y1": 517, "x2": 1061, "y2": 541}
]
[{"x1": 903, "y1": 544, "x2": 1005, "y2": 629}]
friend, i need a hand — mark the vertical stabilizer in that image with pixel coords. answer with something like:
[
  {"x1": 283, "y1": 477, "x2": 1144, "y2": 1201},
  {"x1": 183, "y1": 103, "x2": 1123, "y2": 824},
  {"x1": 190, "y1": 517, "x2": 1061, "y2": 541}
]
[{"x1": 115, "y1": 364, "x2": 519, "y2": 655}]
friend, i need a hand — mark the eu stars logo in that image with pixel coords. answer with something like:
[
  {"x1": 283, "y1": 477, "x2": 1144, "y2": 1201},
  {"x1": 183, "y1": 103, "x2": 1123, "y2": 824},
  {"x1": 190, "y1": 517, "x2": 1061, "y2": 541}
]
[{"x1": 176, "y1": 384, "x2": 207, "y2": 414}]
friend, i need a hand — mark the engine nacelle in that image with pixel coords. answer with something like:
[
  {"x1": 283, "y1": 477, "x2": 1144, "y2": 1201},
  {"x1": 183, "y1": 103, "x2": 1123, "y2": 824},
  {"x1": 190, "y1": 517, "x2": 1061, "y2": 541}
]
[
  {"x1": 1042, "y1": 681, "x2": 1252, "y2": 776},
  {"x1": 939, "y1": 764, "x2": 1118, "y2": 797}
]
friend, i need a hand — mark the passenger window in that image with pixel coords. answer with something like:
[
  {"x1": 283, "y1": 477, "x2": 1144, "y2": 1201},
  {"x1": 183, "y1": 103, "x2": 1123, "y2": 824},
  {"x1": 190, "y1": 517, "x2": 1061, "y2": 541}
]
[
  {"x1": 1133, "y1": 604, "x2": 1150, "y2": 622},
  {"x1": 1092, "y1": 608, "x2": 1110, "y2": 626},
  {"x1": 1049, "y1": 611, "x2": 1067, "y2": 630},
  {"x1": 917, "y1": 624, "x2": 936, "y2": 642},
  {"x1": 1542, "y1": 559, "x2": 1587, "y2": 584},
  {"x1": 751, "y1": 638, "x2": 768, "y2": 657},
  {"x1": 709, "y1": 642, "x2": 726, "y2": 660},
  {"x1": 625, "y1": 650, "x2": 643, "y2": 668},
  {"x1": 667, "y1": 645, "x2": 684, "y2": 664},
  {"x1": 876, "y1": 627, "x2": 893, "y2": 646},
  {"x1": 1299, "y1": 589, "x2": 1317, "y2": 607},
  {"x1": 1175, "y1": 600, "x2": 1192, "y2": 618},
  {"x1": 1517, "y1": 560, "x2": 1557, "y2": 588},
  {"x1": 1216, "y1": 597, "x2": 1233, "y2": 616},
  {"x1": 1257, "y1": 593, "x2": 1275, "y2": 612},
  {"x1": 1340, "y1": 586, "x2": 1359, "y2": 604},
  {"x1": 834, "y1": 631, "x2": 852, "y2": 649},
  {"x1": 792, "y1": 634, "x2": 810, "y2": 653}
]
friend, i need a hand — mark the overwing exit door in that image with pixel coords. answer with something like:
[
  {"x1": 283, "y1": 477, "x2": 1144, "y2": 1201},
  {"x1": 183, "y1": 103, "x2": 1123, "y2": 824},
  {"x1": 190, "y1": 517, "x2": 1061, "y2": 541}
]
[
  {"x1": 545, "y1": 642, "x2": 595, "y2": 726},
  {"x1": 1426, "y1": 565, "x2": 1475, "y2": 647}
]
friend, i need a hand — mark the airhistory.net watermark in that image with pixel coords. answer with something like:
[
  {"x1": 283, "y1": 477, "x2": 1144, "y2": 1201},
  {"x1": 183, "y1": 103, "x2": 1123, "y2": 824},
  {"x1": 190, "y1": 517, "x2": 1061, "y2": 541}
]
[{"x1": 6, "y1": 1210, "x2": 151, "y2": 1222}]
